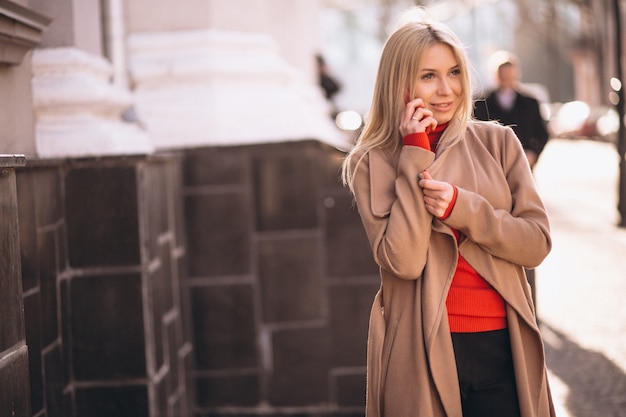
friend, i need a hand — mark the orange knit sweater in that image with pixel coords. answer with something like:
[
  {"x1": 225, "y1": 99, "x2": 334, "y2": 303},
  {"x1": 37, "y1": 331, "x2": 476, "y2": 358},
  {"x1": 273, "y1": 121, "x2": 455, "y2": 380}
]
[
  {"x1": 446, "y1": 231, "x2": 507, "y2": 332},
  {"x1": 403, "y1": 124, "x2": 507, "y2": 333}
]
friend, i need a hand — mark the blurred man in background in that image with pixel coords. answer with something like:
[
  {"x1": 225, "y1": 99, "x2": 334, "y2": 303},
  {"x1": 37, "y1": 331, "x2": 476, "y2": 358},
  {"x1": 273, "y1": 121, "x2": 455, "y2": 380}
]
[{"x1": 474, "y1": 53, "x2": 549, "y2": 169}]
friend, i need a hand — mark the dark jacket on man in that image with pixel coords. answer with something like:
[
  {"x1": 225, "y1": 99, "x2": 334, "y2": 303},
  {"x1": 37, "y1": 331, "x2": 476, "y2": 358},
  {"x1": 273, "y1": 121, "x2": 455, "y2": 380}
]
[{"x1": 474, "y1": 91, "x2": 549, "y2": 158}]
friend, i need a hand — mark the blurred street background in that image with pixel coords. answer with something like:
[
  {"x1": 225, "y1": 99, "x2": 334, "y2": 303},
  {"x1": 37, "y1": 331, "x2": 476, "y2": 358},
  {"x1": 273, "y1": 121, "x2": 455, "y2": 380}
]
[
  {"x1": 533, "y1": 138, "x2": 626, "y2": 417},
  {"x1": 321, "y1": 0, "x2": 622, "y2": 148}
]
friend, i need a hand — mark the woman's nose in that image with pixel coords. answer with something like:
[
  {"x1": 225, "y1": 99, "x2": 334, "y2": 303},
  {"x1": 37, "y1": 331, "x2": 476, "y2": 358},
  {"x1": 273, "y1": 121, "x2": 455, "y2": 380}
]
[{"x1": 438, "y1": 79, "x2": 452, "y2": 94}]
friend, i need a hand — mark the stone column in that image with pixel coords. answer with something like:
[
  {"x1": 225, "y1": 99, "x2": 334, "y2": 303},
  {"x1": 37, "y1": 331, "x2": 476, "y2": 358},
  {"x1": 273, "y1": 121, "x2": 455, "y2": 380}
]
[
  {"x1": 0, "y1": 3, "x2": 50, "y2": 157},
  {"x1": 0, "y1": 154, "x2": 30, "y2": 417},
  {"x1": 30, "y1": 0, "x2": 153, "y2": 158},
  {"x1": 31, "y1": 47, "x2": 153, "y2": 158}
]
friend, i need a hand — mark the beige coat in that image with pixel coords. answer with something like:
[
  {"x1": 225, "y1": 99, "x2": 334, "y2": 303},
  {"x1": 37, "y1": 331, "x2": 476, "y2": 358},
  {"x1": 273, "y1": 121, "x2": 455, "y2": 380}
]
[{"x1": 350, "y1": 121, "x2": 555, "y2": 417}]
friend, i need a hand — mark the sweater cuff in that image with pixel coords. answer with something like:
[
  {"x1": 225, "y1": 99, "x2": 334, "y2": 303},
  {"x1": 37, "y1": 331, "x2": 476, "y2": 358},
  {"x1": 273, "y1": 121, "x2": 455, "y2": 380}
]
[
  {"x1": 438, "y1": 186, "x2": 458, "y2": 220},
  {"x1": 402, "y1": 132, "x2": 430, "y2": 150}
]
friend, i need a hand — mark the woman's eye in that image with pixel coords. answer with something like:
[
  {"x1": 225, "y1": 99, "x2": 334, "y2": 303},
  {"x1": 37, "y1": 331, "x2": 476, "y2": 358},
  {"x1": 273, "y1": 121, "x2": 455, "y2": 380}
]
[
  {"x1": 422, "y1": 73, "x2": 435, "y2": 80},
  {"x1": 450, "y1": 68, "x2": 461, "y2": 76}
]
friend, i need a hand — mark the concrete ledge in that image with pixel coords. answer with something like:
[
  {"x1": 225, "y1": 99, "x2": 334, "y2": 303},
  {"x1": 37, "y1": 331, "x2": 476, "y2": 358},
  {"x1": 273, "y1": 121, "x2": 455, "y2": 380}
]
[{"x1": 0, "y1": 154, "x2": 25, "y2": 168}]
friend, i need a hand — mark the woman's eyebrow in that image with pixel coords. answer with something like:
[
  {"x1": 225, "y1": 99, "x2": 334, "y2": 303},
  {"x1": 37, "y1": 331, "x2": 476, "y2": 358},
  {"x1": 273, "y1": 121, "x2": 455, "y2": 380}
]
[{"x1": 419, "y1": 65, "x2": 459, "y2": 72}]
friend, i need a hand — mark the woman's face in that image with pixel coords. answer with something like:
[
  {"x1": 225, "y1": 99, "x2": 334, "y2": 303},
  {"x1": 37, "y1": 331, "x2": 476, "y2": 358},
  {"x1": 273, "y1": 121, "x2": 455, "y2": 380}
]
[{"x1": 412, "y1": 42, "x2": 463, "y2": 124}]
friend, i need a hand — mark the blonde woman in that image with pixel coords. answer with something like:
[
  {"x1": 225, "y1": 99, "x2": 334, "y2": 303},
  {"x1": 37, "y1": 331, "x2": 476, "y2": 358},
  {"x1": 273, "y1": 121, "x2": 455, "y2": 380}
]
[{"x1": 342, "y1": 10, "x2": 555, "y2": 417}]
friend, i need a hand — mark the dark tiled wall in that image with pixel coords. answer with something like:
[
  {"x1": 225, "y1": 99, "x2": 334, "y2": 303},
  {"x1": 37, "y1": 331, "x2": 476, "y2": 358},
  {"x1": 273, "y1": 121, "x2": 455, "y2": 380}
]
[
  {"x1": 183, "y1": 141, "x2": 379, "y2": 416},
  {"x1": 9, "y1": 139, "x2": 379, "y2": 417},
  {"x1": 0, "y1": 156, "x2": 31, "y2": 417},
  {"x1": 16, "y1": 155, "x2": 192, "y2": 417}
]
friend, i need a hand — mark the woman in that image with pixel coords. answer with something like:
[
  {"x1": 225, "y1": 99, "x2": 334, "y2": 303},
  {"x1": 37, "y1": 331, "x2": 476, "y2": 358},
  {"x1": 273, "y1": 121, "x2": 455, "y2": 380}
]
[{"x1": 342, "y1": 10, "x2": 555, "y2": 417}]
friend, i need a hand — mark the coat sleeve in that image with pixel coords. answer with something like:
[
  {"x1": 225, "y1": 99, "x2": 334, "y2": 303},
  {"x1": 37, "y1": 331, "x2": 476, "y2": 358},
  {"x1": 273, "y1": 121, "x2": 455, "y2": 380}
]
[
  {"x1": 443, "y1": 127, "x2": 552, "y2": 268},
  {"x1": 350, "y1": 146, "x2": 435, "y2": 280}
]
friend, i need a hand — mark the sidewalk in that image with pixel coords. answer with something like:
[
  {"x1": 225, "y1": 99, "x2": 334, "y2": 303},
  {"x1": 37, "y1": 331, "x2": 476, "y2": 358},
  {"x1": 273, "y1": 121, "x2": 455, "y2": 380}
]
[{"x1": 533, "y1": 138, "x2": 626, "y2": 416}]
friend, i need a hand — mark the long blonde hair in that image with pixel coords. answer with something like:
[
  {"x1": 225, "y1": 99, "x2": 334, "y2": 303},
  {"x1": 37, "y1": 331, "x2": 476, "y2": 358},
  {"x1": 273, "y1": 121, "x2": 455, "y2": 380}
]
[{"x1": 341, "y1": 11, "x2": 474, "y2": 192}]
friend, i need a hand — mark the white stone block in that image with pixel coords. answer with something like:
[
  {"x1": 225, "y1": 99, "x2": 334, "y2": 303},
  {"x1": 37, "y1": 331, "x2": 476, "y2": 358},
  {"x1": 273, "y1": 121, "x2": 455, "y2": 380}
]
[
  {"x1": 31, "y1": 47, "x2": 154, "y2": 158},
  {"x1": 128, "y1": 29, "x2": 350, "y2": 151}
]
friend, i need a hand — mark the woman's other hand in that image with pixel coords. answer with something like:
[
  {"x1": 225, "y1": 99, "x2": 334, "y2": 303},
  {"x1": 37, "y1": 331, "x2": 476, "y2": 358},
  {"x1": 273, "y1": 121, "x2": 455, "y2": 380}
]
[{"x1": 418, "y1": 170, "x2": 455, "y2": 218}]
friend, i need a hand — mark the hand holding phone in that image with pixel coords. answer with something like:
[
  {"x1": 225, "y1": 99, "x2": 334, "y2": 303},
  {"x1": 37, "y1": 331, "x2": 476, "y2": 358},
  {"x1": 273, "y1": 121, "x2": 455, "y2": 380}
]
[{"x1": 400, "y1": 93, "x2": 438, "y2": 137}]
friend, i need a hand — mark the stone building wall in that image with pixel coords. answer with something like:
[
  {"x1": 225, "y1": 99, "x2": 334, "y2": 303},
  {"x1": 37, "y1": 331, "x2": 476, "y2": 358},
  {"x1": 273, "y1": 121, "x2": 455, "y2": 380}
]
[
  {"x1": 2, "y1": 1, "x2": 375, "y2": 415},
  {"x1": 182, "y1": 140, "x2": 378, "y2": 416},
  {"x1": 0, "y1": 155, "x2": 31, "y2": 417},
  {"x1": 16, "y1": 154, "x2": 193, "y2": 417},
  {"x1": 12, "y1": 139, "x2": 379, "y2": 417}
]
